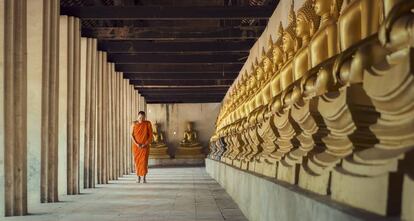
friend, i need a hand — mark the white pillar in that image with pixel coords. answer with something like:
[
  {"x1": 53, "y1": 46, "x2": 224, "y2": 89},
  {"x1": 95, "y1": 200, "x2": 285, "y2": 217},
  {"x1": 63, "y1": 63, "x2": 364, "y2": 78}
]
[
  {"x1": 0, "y1": 0, "x2": 5, "y2": 216},
  {"x1": 26, "y1": 0, "x2": 43, "y2": 206},
  {"x1": 79, "y1": 37, "x2": 87, "y2": 191},
  {"x1": 58, "y1": 15, "x2": 68, "y2": 196}
]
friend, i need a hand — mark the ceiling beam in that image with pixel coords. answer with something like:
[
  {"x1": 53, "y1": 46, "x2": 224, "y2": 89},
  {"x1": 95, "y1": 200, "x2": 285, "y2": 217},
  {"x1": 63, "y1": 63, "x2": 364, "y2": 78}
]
[
  {"x1": 110, "y1": 54, "x2": 246, "y2": 64},
  {"x1": 116, "y1": 63, "x2": 242, "y2": 73},
  {"x1": 98, "y1": 40, "x2": 254, "y2": 53},
  {"x1": 130, "y1": 79, "x2": 233, "y2": 86},
  {"x1": 61, "y1": 6, "x2": 275, "y2": 20},
  {"x1": 124, "y1": 72, "x2": 237, "y2": 80},
  {"x1": 99, "y1": 40, "x2": 255, "y2": 53},
  {"x1": 82, "y1": 26, "x2": 263, "y2": 40}
]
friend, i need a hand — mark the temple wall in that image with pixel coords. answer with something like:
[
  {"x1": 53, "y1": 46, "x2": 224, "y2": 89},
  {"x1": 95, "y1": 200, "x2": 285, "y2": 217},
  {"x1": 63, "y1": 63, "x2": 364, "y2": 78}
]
[
  {"x1": 206, "y1": 158, "x2": 390, "y2": 221},
  {"x1": 147, "y1": 103, "x2": 220, "y2": 156},
  {"x1": 210, "y1": 0, "x2": 414, "y2": 220}
]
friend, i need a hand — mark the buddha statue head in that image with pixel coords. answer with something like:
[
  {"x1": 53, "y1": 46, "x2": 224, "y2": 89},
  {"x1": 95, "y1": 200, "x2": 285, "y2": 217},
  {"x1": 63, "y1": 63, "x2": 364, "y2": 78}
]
[
  {"x1": 261, "y1": 48, "x2": 273, "y2": 80},
  {"x1": 314, "y1": 0, "x2": 343, "y2": 23},
  {"x1": 282, "y1": 1, "x2": 299, "y2": 60},
  {"x1": 185, "y1": 121, "x2": 194, "y2": 131},
  {"x1": 272, "y1": 22, "x2": 285, "y2": 71},
  {"x1": 256, "y1": 59, "x2": 265, "y2": 84},
  {"x1": 248, "y1": 64, "x2": 257, "y2": 92},
  {"x1": 153, "y1": 122, "x2": 160, "y2": 133},
  {"x1": 296, "y1": 0, "x2": 320, "y2": 45}
]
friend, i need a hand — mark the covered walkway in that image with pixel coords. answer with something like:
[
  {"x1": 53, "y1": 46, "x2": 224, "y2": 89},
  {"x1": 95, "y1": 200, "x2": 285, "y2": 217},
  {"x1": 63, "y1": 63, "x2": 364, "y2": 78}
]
[{"x1": 3, "y1": 167, "x2": 246, "y2": 221}]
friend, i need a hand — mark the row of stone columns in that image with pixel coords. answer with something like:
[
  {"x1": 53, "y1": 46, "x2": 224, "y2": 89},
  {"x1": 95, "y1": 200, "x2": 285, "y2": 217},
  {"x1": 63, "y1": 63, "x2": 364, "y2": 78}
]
[{"x1": 0, "y1": 1, "x2": 146, "y2": 216}]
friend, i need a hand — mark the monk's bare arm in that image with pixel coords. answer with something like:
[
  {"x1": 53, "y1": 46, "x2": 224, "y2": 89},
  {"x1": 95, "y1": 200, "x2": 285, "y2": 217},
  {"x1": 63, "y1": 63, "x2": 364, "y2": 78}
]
[{"x1": 130, "y1": 124, "x2": 140, "y2": 146}]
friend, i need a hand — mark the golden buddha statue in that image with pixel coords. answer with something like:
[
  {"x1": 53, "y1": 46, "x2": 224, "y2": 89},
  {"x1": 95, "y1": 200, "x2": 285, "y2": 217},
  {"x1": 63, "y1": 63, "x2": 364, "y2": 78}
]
[
  {"x1": 293, "y1": 0, "x2": 320, "y2": 82},
  {"x1": 280, "y1": 2, "x2": 299, "y2": 92},
  {"x1": 272, "y1": 23, "x2": 285, "y2": 74},
  {"x1": 303, "y1": 0, "x2": 343, "y2": 98},
  {"x1": 149, "y1": 122, "x2": 170, "y2": 159},
  {"x1": 262, "y1": 45, "x2": 274, "y2": 81},
  {"x1": 256, "y1": 64, "x2": 265, "y2": 88},
  {"x1": 151, "y1": 122, "x2": 166, "y2": 147},
  {"x1": 176, "y1": 121, "x2": 204, "y2": 159},
  {"x1": 338, "y1": 0, "x2": 381, "y2": 51},
  {"x1": 180, "y1": 122, "x2": 200, "y2": 147},
  {"x1": 310, "y1": 0, "x2": 343, "y2": 67}
]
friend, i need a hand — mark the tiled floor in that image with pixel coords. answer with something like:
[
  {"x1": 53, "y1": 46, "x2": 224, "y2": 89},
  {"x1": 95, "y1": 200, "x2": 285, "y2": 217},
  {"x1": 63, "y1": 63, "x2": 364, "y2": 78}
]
[{"x1": 3, "y1": 167, "x2": 247, "y2": 221}]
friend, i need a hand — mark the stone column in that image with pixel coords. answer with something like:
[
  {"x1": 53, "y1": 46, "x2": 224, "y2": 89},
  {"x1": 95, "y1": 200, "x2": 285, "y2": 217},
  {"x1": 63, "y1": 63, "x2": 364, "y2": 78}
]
[
  {"x1": 58, "y1": 15, "x2": 68, "y2": 196},
  {"x1": 66, "y1": 16, "x2": 81, "y2": 195},
  {"x1": 106, "y1": 62, "x2": 113, "y2": 181},
  {"x1": 130, "y1": 86, "x2": 135, "y2": 173},
  {"x1": 79, "y1": 37, "x2": 87, "y2": 191},
  {"x1": 0, "y1": 0, "x2": 5, "y2": 216},
  {"x1": 89, "y1": 39, "x2": 97, "y2": 188},
  {"x1": 2, "y1": 0, "x2": 28, "y2": 216},
  {"x1": 26, "y1": 0, "x2": 42, "y2": 207},
  {"x1": 40, "y1": 0, "x2": 60, "y2": 203},
  {"x1": 124, "y1": 79, "x2": 130, "y2": 174},
  {"x1": 96, "y1": 51, "x2": 103, "y2": 184},
  {"x1": 102, "y1": 54, "x2": 108, "y2": 184},
  {"x1": 83, "y1": 38, "x2": 93, "y2": 188},
  {"x1": 118, "y1": 72, "x2": 123, "y2": 177}
]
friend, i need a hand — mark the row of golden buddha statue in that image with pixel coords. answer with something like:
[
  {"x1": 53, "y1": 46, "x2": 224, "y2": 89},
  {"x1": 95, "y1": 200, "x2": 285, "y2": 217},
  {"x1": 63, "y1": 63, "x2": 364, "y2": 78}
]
[
  {"x1": 209, "y1": 0, "x2": 414, "y2": 218},
  {"x1": 150, "y1": 121, "x2": 204, "y2": 159}
]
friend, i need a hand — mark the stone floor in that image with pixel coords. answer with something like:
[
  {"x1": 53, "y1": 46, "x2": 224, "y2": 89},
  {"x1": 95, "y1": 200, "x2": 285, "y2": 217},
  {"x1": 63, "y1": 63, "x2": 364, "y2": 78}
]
[{"x1": 3, "y1": 167, "x2": 247, "y2": 221}]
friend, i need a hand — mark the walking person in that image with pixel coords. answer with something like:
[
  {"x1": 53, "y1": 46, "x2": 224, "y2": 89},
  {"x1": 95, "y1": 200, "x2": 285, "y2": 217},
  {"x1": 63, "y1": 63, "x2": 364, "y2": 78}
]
[{"x1": 130, "y1": 111, "x2": 153, "y2": 183}]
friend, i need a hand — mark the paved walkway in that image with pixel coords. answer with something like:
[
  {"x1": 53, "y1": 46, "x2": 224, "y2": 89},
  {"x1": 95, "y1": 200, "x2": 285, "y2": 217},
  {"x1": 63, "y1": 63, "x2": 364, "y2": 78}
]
[{"x1": 4, "y1": 167, "x2": 247, "y2": 221}]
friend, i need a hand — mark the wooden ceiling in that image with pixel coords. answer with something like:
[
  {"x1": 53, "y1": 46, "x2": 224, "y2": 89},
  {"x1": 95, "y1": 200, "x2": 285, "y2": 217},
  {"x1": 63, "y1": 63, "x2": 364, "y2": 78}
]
[{"x1": 61, "y1": 0, "x2": 278, "y2": 103}]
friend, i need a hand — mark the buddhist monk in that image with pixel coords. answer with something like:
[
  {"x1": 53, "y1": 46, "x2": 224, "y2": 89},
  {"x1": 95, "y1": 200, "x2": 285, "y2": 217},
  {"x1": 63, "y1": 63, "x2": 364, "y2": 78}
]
[{"x1": 130, "y1": 111, "x2": 153, "y2": 183}]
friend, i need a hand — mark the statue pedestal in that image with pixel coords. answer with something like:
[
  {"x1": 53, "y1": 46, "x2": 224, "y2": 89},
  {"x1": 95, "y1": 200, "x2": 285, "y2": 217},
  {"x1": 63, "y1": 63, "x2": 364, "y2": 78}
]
[
  {"x1": 149, "y1": 146, "x2": 170, "y2": 159},
  {"x1": 175, "y1": 145, "x2": 205, "y2": 159}
]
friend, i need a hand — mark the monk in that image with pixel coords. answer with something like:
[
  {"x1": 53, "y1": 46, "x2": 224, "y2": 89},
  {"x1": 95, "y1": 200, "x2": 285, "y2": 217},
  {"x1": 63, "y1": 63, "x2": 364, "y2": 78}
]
[{"x1": 130, "y1": 111, "x2": 153, "y2": 183}]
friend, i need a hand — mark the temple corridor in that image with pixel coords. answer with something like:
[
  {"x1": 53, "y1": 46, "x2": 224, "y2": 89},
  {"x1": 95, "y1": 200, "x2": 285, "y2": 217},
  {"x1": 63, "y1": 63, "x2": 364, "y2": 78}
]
[
  {"x1": 2, "y1": 0, "x2": 414, "y2": 220},
  {"x1": 2, "y1": 167, "x2": 247, "y2": 221}
]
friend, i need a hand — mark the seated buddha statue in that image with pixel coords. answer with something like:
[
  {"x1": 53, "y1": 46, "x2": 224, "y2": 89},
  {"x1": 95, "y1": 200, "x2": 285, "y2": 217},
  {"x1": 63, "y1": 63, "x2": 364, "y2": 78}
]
[
  {"x1": 149, "y1": 122, "x2": 170, "y2": 159},
  {"x1": 151, "y1": 122, "x2": 167, "y2": 148},
  {"x1": 176, "y1": 122, "x2": 204, "y2": 159},
  {"x1": 180, "y1": 122, "x2": 200, "y2": 147}
]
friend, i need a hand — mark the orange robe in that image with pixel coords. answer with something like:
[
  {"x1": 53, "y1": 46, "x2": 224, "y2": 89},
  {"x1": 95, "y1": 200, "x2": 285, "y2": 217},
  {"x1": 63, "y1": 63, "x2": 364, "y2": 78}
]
[{"x1": 131, "y1": 120, "x2": 153, "y2": 176}]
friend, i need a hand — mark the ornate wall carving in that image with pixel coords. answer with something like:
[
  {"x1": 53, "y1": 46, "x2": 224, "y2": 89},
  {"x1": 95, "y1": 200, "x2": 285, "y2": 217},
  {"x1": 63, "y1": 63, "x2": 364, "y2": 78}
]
[{"x1": 209, "y1": 0, "x2": 414, "y2": 218}]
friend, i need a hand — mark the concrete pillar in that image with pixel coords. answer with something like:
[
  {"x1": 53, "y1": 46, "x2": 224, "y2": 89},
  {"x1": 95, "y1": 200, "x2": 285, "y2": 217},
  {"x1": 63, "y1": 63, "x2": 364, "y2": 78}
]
[
  {"x1": 40, "y1": 0, "x2": 59, "y2": 203},
  {"x1": 96, "y1": 51, "x2": 103, "y2": 184},
  {"x1": 90, "y1": 39, "x2": 97, "y2": 188},
  {"x1": 66, "y1": 16, "x2": 81, "y2": 195},
  {"x1": 124, "y1": 79, "x2": 129, "y2": 175},
  {"x1": 83, "y1": 38, "x2": 97, "y2": 188},
  {"x1": 0, "y1": 0, "x2": 5, "y2": 216},
  {"x1": 120, "y1": 77, "x2": 124, "y2": 175},
  {"x1": 79, "y1": 37, "x2": 87, "y2": 192},
  {"x1": 26, "y1": 0, "x2": 43, "y2": 207},
  {"x1": 102, "y1": 53, "x2": 108, "y2": 184},
  {"x1": 117, "y1": 73, "x2": 122, "y2": 177},
  {"x1": 2, "y1": 0, "x2": 28, "y2": 216},
  {"x1": 109, "y1": 63, "x2": 116, "y2": 180},
  {"x1": 58, "y1": 16, "x2": 68, "y2": 196}
]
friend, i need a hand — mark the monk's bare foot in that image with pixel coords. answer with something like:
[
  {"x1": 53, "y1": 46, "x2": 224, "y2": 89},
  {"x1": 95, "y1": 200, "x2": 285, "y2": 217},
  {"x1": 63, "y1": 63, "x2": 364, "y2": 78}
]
[
  {"x1": 136, "y1": 176, "x2": 141, "y2": 183},
  {"x1": 143, "y1": 176, "x2": 147, "y2": 183}
]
